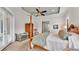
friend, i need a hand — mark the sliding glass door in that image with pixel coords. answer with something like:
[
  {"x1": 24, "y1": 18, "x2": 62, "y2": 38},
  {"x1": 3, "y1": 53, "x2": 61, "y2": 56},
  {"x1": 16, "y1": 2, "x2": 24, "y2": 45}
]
[
  {"x1": 3, "y1": 11, "x2": 9, "y2": 46},
  {"x1": 0, "y1": 12, "x2": 3, "y2": 49},
  {"x1": 0, "y1": 8, "x2": 14, "y2": 50}
]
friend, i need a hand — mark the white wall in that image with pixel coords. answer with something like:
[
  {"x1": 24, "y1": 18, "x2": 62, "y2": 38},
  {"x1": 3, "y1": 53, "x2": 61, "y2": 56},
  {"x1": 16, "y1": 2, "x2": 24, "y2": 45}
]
[
  {"x1": 10, "y1": 7, "x2": 79, "y2": 34},
  {"x1": 15, "y1": 13, "x2": 66, "y2": 34},
  {"x1": 32, "y1": 16, "x2": 42, "y2": 33},
  {"x1": 15, "y1": 12, "x2": 29, "y2": 33},
  {"x1": 65, "y1": 7, "x2": 79, "y2": 26},
  {"x1": 32, "y1": 7, "x2": 68, "y2": 33},
  {"x1": 8, "y1": 7, "x2": 30, "y2": 34},
  {"x1": 47, "y1": 15, "x2": 65, "y2": 33},
  {"x1": 33, "y1": 15, "x2": 66, "y2": 33},
  {"x1": 14, "y1": 7, "x2": 68, "y2": 34}
]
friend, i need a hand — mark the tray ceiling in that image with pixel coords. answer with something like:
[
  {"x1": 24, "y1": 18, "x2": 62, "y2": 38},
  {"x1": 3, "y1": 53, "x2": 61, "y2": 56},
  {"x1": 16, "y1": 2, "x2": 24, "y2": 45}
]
[{"x1": 22, "y1": 7, "x2": 60, "y2": 16}]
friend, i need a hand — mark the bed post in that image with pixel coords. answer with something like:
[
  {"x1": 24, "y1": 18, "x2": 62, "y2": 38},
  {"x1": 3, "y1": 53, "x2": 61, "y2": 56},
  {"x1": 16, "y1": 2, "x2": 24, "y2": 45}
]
[
  {"x1": 29, "y1": 16, "x2": 33, "y2": 49},
  {"x1": 67, "y1": 19, "x2": 68, "y2": 32}
]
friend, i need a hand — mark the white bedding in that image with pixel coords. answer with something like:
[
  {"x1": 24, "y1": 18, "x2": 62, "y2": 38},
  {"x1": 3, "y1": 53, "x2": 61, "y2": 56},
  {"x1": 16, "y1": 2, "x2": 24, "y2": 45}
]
[
  {"x1": 46, "y1": 33, "x2": 68, "y2": 51},
  {"x1": 68, "y1": 32, "x2": 79, "y2": 49},
  {"x1": 32, "y1": 31, "x2": 79, "y2": 50}
]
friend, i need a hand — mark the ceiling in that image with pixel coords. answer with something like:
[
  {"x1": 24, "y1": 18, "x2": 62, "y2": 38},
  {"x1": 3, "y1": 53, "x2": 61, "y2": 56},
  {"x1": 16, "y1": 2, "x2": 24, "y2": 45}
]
[
  {"x1": 7, "y1": 7, "x2": 69, "y2": 17},
  {"x1": 22, "y1": 7, "x2": 60, "y2": 16}
]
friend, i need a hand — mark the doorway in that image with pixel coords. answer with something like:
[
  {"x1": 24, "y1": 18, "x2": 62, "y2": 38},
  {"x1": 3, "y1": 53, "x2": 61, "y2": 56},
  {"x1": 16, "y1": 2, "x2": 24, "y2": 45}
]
[{"x1": 42, "y1": 21, "x2": 49, "y2": 33}]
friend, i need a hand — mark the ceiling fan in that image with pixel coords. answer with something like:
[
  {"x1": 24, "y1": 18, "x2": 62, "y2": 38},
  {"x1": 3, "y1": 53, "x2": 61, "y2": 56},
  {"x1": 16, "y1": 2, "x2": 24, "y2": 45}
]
[
  {"x1": 22, "y1": 7, "x2": 60, "y2": 17},
  {"x1": 35, "y1": 7, "x2": 47, "y2": 16}
]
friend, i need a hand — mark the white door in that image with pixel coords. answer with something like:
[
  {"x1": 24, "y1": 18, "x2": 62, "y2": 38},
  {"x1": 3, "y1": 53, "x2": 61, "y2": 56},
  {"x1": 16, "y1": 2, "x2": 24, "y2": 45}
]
[{"x1": 42, "y1": 21, "x2": 49, "y2": 33}]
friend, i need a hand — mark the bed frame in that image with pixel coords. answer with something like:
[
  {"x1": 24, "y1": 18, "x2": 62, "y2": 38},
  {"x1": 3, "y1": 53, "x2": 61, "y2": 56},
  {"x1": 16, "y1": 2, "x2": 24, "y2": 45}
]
[
  {"x1": 29, "y1": 37, "x2": 48, "y2": 51},
  {"x1": 33, "y1": 45, "x2": 48, "y2": 51}
]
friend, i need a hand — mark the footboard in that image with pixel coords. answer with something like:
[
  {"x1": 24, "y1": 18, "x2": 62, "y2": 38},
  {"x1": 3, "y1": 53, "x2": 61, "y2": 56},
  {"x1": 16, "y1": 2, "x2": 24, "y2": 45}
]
[
  {"x1": 33, "y1": 45, "x2": 48, "y2": 51},
  {"x1": 31, "y1": 34, "x2": 47, "y2": 50}
]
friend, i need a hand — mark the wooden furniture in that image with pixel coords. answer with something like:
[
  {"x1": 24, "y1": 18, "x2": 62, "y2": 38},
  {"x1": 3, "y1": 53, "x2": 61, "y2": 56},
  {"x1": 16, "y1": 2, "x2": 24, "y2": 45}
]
[
  {"x1": 25, "y1": 16, "x2": 33, "y2": 49},
  {"x1": 31, "y1": 33, "x2": 48, "y2": 51},
  {"x1": 33, "y1": 45, "x2": 48, "y2": 51},
  {"x1": 25, "y1": 23, "x2": 33, "y2": 49},
  {"x1": 25, "y1": 23, "x2": 33, "y2": 38}
]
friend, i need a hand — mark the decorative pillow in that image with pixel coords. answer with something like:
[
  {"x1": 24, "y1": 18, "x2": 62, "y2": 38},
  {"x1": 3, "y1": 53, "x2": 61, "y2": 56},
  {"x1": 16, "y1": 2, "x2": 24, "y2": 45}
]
[
  {"x1": 58, "y1": 30, "x2": 65, "y2": 39},
  {"x1": 58, "y1": 30, "x2": 68, "y2": 40}
]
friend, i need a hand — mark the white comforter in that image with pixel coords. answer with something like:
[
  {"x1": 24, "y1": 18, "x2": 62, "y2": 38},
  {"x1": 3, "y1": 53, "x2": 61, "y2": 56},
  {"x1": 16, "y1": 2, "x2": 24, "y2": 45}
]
[
  {"x1": 68, "y1": 32, "x2": 79, "y2": 49},
  {"x1": 46, "y1": 33, "x2": 68, "y2": 51}
]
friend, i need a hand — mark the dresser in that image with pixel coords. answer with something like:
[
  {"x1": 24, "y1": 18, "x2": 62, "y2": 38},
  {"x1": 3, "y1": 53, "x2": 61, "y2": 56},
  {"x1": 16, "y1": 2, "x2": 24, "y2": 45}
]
[{"x1": 25, "y1": 23, "x2": 33, "y2": 38}]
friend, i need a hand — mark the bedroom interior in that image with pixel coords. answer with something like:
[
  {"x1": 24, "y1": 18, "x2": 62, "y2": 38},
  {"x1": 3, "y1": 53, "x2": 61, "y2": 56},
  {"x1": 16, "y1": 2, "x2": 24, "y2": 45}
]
[{"x1": 0, "y1": 7, "x2": 79, "y2": 51}]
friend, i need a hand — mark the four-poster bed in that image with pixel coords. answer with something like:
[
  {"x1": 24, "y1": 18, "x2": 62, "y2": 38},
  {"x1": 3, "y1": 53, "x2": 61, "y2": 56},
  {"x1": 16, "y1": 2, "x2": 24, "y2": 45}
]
[{"x1": 28, "y1": 16, "x2": 69, "y2": 51}]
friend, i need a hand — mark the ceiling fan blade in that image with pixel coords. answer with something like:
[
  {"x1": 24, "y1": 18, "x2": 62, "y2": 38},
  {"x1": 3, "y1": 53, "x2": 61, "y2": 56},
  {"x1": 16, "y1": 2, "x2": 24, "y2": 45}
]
[
  {"x1": 36, "y1": 8, "x2": 40, "y2": 13},
  {"x1": 41, "y1": 13, "x2": 45, "y2": 16},
  {"x1": 41, "y1": 10, "x2": 47, "y2": 13}
]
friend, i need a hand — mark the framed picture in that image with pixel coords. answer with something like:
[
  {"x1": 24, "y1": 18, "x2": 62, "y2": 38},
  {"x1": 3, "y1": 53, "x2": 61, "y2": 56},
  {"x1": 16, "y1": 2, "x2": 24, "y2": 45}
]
[{"x1": 53, "y1": 24, "x2": 58, "y2": 29}]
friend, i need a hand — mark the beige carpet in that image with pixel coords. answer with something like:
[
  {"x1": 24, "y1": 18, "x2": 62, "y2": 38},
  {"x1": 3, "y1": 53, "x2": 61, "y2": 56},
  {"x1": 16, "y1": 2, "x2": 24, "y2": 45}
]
[
  {"x1": 3, "y1": 39, "x2": 79, "y2": 51},
  {"x1": 3, "y1": 39, "x2": 45, "y2": 51},
  {"x1": 3, "y1": 40, "x2": 29, "y2": 51}
]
